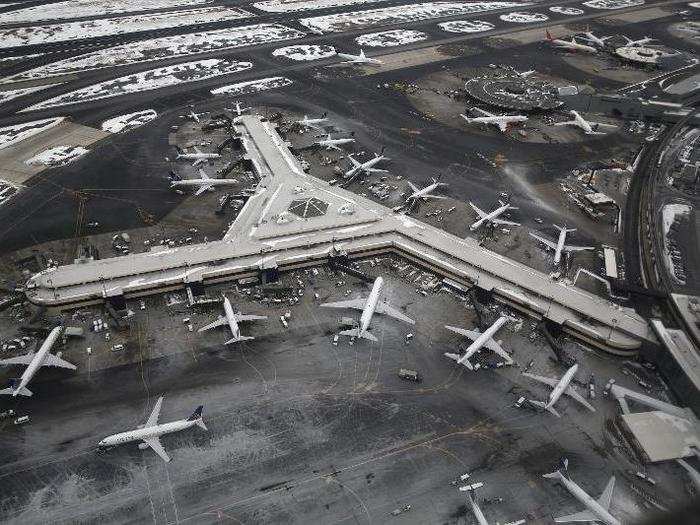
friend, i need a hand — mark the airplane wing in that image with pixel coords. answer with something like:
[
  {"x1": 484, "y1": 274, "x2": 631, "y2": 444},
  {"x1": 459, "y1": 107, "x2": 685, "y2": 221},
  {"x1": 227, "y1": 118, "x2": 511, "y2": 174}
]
[
  {"x1": 0, "y1": 353, "x2": 34, "y2": 366},
  {"x1": 554, "y1": 120, "x2": 576, "y2": 127},
  {"x1": 143, "y1": 437, "x2": 171, "y2": 462},
  {"x1": 597, "y1": 476, "x2": 615, "y2": 509},
  {"x1": 320, "y1": 298, "x2": 365, "y2": 311},
  {"x1": 425, "y1": 194, "x2": 448, "y2": 199},
  {"x1": 529, "y1": 232, "x2": 557, "y2": 249},
  {"x1": 375, "y1": 301, "x2": 415, "y2": 324},
  {"x1": 592, "y1": 122, "x2": 617, "y2": 129},
  {"x1": 492, "y1": 218, "x2": 520, "y2": 226},
  {"x1": 348, "y1": 156, "x2": 362, "y2": 168},
  {"x1": 522, "y1": 372, "x2": 559, "y2": 388},
  {"x1": 562, "y1": 244, "x2": 594, "y2": 252},
  {"x1": 198, "y1": 316, "x2": 228, "y2": 332},
  {"x1": 145, "y1": 396, "x2": 164, "y2": 427},
  {"x1": 43, "y1": 353, "x2": 77, "y2": 370},
  {"x1": 192, "y1": 158, "x2": 205, "y2": 167},
  {"x1": 473, "y1": 108, "x2": 493, "y2": 117},
  {"x1": 194, "y1": 184, "x2": 211, "y2": 196},
  {"x1": 484, "y1": 339, "x2": 512, "y2": 363},
  {"x1": 193, "y1": 146, "x2": 203, "y2": 154},
  {"x1": 469, "y1": 202, "x2": 487, "y2": 218},
  {"x1": 564, "y1": 385, "x2": 596, "y2": 412},
  {"x1": 198, "y1": 169, "x2": 210, "y2": 180},
  {"x1": 367, "y1": 168, "x2": 389, "y2": 174},
  {"x1": 235, "y1": 314, "x2": 268, "y2": 322},
  {"x1": 445, "y1": 325, "x2": 481, "y2": 341},
  {"x1": 553, "y1": 509, "x2": 597, "y2": 523},
  {"x1": 496, "y1": 121, "x2": 508, "y2": 133},
  {"x1": 407, "y1": 181, "x2": 419, "y2": 193}
]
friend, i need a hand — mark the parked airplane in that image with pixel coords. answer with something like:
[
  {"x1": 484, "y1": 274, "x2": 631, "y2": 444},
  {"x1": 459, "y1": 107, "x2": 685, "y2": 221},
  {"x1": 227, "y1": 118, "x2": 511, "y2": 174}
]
[
  {"x1": 315, "y1": 134, "x2": 355, "y2": 151},
  {"x1": 513, "y1": 69, "x2": 535, "y2": 78},
  {"x1": 297, "y1": 113, "x2": 329, "y2": 131},
  {"x1": 461, "y1": 108, "x2": 528, "y2": 133},
  {"x1": 226, "y1": 101, "x2": 251, "y2": 117},
  {"x1": 98, "y1": 396, "x2": 207, "y2": 462},
  {"x1": 529, "y1": 225, "x2": 594, "y2": 264},
  {"x1": 444, "y1": 316, "x2": 514, "y2": 370},
  {"x1": 321, "y1": 276, "x2": 414, "y2": 341},
  {"x1": 176, "y1": 146, "x2": 221, "y2": 167},
  {"x1": 555, "y1": 110, "x2": 617, "y2": 135},
  {"x1": 622, "y1": 35, "x2": 656, "y2": 47},
  {"x1": 0, "y1": 327, "x2": 76, "y2": 397},
  {"x1": 170, "y1": 169, "x2": 238, "y2": 196},
  {"x1": 337, "y1": 49, "x2": 382, "y2": 65},
  {"x1": 546, "y1": 30, "x2": 597, "y2": 53},
  {"x1": 405, "y1": 178, "x2": 448, "y2": 203},
  {"x1": 524, "y1": 364, "x2": 595, "y2": 417},
  {"x1": 469, "y1": 200, "x2": 520, "y2": 231},
  {"x1": 581, "y1": 31, "x2": 612, "y2": 48},
  {"x1": 344, "y1": 151, "x2": 389, "y2": 179},
  {"x1": 198, "y1": 296, "x2": 267, "y2": 344},
  {"x1": 543, "y1": 461, "x2": 620, "y2": 525},
  {"x1": 184, "y1": 109, "x2": 206, "y2": 123}
]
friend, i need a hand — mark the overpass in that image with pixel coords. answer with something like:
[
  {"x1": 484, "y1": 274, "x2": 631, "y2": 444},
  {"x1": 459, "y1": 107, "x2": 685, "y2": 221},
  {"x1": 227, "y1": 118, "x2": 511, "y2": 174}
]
[{"x1": 26, "y1": 116, "x2": 655, "y2": 352}]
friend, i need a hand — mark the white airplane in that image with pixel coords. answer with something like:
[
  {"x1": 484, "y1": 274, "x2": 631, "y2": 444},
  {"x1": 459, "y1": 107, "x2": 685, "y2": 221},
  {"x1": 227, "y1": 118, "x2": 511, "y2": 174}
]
[
  {"x1": 321, "y1": 276, "x2": 414, "y2": 341},
  {"x1": 184, "y1": 109, "x2": 206, "y2": 123},
  {"x1": 337, "y1": 49, "x2": 382, "y2": 65},
  {"x1": 546, "y1": 30, "x2": 597, "y2": 53},
  {"x1": 469, "y1": 200, "x2": 519, "y2": 231},
  {"x1": 344, "y1": 151, "x2": 389, "y2": 179},
  {"x1": 198, "y1": 296, "x2": 266, "y2": 345},
  {"x1": 315, "y1": 134, "x2": 355, "y2": 151},
  {"x1": 226, "y1": 101, "x2": 251, "y2": 117},
  {"x1": 581, "y1": 31, "x2": 612, "y2": 48},
  {"x1": 512, "y1": 69, "x2": 535, "y2": 78},
  {"x1": 461, "y1": 108, "x2": 528, "y2": 133},
  {"x1": 523, "y1": 364, "x2": 595, "y2": 417},
  {"x1": 529, "y1": 225, "x2": 594, "y2": 264},
  {"x1": 176, "y1": 146, "x2": 221, "y2": 167},
  {"x1": 405, "y1": 178, "x2": 448, "y2": 203},
  {"x1": 444, "y1": 316, "x2": 514, "y2": 370},
  {"x1": 543, "y1": 461, "x2": 620, "y2": 525},
  {"x1": 170, "y1": 169, "x2": 238, "y2": 196},
  {"x1": 98, "y1": 396, "x2": 207, "y2": 463},
  {"x1": 554, "y1": 110, "x2": 617, "y2": 135},
  {"x1": 622, "y1": 35, "x2": 656, "y2": 47},
  {"x1": 0, "y1": 327, "x2": 76, "y2": 397},
  {"x1": 297, "y1": 113, "x2": 329, "y2": 131}
]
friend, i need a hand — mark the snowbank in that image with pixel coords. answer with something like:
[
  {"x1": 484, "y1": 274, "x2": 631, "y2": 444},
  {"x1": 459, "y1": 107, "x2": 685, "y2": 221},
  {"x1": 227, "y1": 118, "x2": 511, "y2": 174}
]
[
  {"x1": 355, "y1": 29, "x2": 428, "y2": 47},
  {"x1": 0, "y1": 117, "x2": 65, "y2": 150},
  {"x1": 499, "y1": 12, "x2": 548, "y2": 22},
  {"x1": 101, "y1": 110, "x2": 158, "y2": 133},
  {"x1": 272, "y1": 44, "x2": 336, "y2": 61},
  {"x1": 438, "y1": 20, "x2": 494, "y2": 33},
  {"x1": 211, "y1": 77, "x2": 293, "y2": 96},
  {"x1": 25, "y1": 145, "x2": 89, "y2": 167}
]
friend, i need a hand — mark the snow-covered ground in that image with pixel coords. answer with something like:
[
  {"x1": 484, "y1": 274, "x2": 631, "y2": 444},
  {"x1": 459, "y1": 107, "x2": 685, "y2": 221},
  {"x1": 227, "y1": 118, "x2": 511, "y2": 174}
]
[
  {"x1": 272, "y1": 44, "x2": 336, "y2": 61},
  {"x1": 438, "y1": 20, "x2": 494, "y2": 33},
  {"x1": 549, "y1": 6, "x2": 585, "y2": 14},
  {"x1": 0, "y1": 84, "x2": 61, "y2": 105},
  {"x1": 3, "y1": 24, "x2": 303, "y2": 83},
  {"x1": 299, "y1": 2, "x2": 525, "y2": 33},
  {"x1": 0, "y1": 0, "x2": 213, "y2": 24},
  {"x1": 253, "y1": 0, "x2": 387, "y2": 13},
  {"x1": 0, "y1": 53, "x2": 41, "y2": 64},
  {"x1": 25, "y1": 145, "x2": 89, "y2": 167},
  {"x1": 0, "y1": 7, "x2": 252, "y2": 48},
  {"x1": 582, "y1": 0, "x2": 644, "y2": 9},
  {"x1": 211, "y1": 77, "x2": 292, "y2": 96},
  {"x1": 499, "y1": 11, "x2": 548, "y2": 22},
  {"x1": 0, "y1": 117, "x2": 64, "y2": 150},
  {"x1": 26, "y1": 59, "x2": 253, "y2": 110},
  {"x1": 101, "y1": 109, "x2": 158, "y2": 133},
  {"x1": 356, "y1": 29, "x2": 427, "y2": 47},
  {"x1": 661, "y1": 203, "x2": 691, "y2": 284}
]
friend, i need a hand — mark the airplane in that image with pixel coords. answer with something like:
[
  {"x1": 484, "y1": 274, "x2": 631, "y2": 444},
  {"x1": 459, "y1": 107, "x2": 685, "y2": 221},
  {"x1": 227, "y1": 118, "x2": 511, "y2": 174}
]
[
  {"x1": 622, "y1": 35, "x2": 656, "y2": 47},
  {"x1": 314, "y1": 133, "x2": 355, "y2": 151},
  {"x1": 444, "y1": 316, "x2": 514, "y2": 370},
  {"x1": 554, "y1": 110, "x2": 617, "y2": 135},
  {"x1": 321, "y1": 276, "x2": 414, "y2": 341},
  {"x1": 469, "y1": 200, "x2": 520, "y2": 231},
  {"x1": 183, "y1": 109, "x2": 206, "y2": 123},
  {"x1": 176, "y1": 146, "x2": 221, "y2": 167},
  {"x1": 546, "y1": 30, "x2": 597, "y2": 53},
  {"x1": 0, "y1": 326, "x2": 76, "y2": 397},
  {"x1": 344, "y1": 150, "x2": 389, "y2": 179},
  {"x1": 297, "y1": 113, "x2": 329, "y2": 131},
  {"x1": 98, "y1": 396, "x2": 207, "y2": 463},
  {"x1": 405, "y1": 178, "x2": 448, "y2": 203},
  {"x1": 198, "y1": 296, "x2": 267, "y2": 345},
  {"x1": 543, "y1": 460, "x2": 620, "y2": 525},
  {"x1": 225, "y1": 101, "x2": 251, "y2": 118},
  {"x1": 460, "y1": 108, "x2": 528, "y2": 133},
  {"x1": 170, "y1": 168, "x2": 238, "y2": 196},
  {"x1": 513, "y1": 69, "x2": 535, "y2": 78},
  {"x1": 529, "y1": 225, "x2": 594, "y2": 265},
  {"x1": 523, "y1": 363, "x2": 595, "y2": 417},
  {"x1": 337, "y1": 48, "x2": 382, "y2": 65},
  {"x1": 581, "y1": 31, "x2": 612, "y2": 48}
]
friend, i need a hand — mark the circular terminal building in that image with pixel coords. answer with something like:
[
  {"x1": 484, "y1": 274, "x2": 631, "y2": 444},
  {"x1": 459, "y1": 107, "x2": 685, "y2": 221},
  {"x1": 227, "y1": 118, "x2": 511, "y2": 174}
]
[{"x1": 464, "y1": 74, "x2": 562, "y2": 111}]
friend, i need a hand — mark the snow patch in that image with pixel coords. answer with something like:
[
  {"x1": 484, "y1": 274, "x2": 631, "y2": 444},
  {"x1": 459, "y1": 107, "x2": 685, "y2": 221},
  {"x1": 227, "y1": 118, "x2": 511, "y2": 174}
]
[
  {"x1": 438, "y1": 20, "x2": 494, "y2": 33},
  {"x1": 211, "y1": 76, "x2": 293, "y2": 96},
  {"x1": 549, "y1": 6, "x2": 585, "y2": 14},
  {"x1": 26, "y1": 59, "x2": 253, "y2": 110},
  {"x1": 0, "y1": 84, "x2": 61, "y2": 105},
  {"x1": 299, "y1": 2, "x2": 526, "y2": 33},
  {"x1": 0, "y1": 117, "x2": 64, "y2": 150},
  {"x1": 355, "y1": 29, "x2": 428, "y2": 47},
  {"x1": 254, "y1": 0, "x2": 387, "y2": 13},
  {"x1": 582, "y1": 0, "x2": 644, "y2": 9},
  {"x1": 101, "y1": 109, "x2": 158, "y2": 133},
  {"x1": 499, "y1": 11, "x2": 548, "y2": 23},
  {"x1": 26, "y1": 145, "x2": 89, "y2": 167},
  {"x1": 272, "y1": 44, "x2": 336, "y2": 61}
]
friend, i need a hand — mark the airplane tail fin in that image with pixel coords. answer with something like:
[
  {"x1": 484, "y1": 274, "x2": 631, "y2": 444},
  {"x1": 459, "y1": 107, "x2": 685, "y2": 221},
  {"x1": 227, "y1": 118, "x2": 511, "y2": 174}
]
[
  {"x1": 225, "y1": 336, "x2": 254, "y2": 345},
  {"x1": 530, "y1": 400, "x2": 560, "y2": 417},
  {"x1": 187, "y1": 406, "x2": 208, "y2": 430},
  {"x1": 542, "y1": 469, "x2": 563, "y2": 480},
  {"x1": 0, "y1": 383, "x2": 32, "y2": 397},
  {"x1": 554, "y1": 224, "x2": 576, "y2": 233},
  {"x1": 339, "y1": 328, "x2": 377, "y2": 342}
]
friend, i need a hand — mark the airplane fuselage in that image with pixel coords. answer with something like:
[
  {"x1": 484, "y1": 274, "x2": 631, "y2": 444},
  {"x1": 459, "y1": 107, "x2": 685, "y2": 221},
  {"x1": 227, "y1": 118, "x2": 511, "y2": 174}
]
[
  {"x1": 171, "y1": 178, "x2": 237, "y2": 189},
  {"x1": 547, "y1": 364, "x2": 578, "y2": 409},
  {"x1": 223, "y1": 297, "x2": 241, "y2": 339},
  {"x1": 12, "y1": 326, "x2": 62, "y2": 396},
  {"x1": 359, "y1": 277, "x2": 383, "y2": 335},
  {"x1": 178, "y1": 153, "x2": 220, "y2": 161},
  {"x1": 554, "y1": 228, "x2": 569, "y2": 264},
  {"x1": 409, "y1": 182, "x2": 442, "y2": 200},
  {"x1": 553, "y1": 39, "x2": 597, "y2": 53},
  {"x1": 346, "y1": 155, "x2": 384, "y2": 177},
  {"x1": 549, "y1": 472, "x2": 620, "y2": 525},
  {"x1": 470, "y1": 203, "x2": 510, "y2": 231},
  {"x1": 460, "y1": 316, "x2": 507, "y2": 363},
  {"x1": 99, "y1": 419, "x2": 196, "y2": 447},
  {"x1": 318, "y1": 138, "x2": 354, "y2": 149}
]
